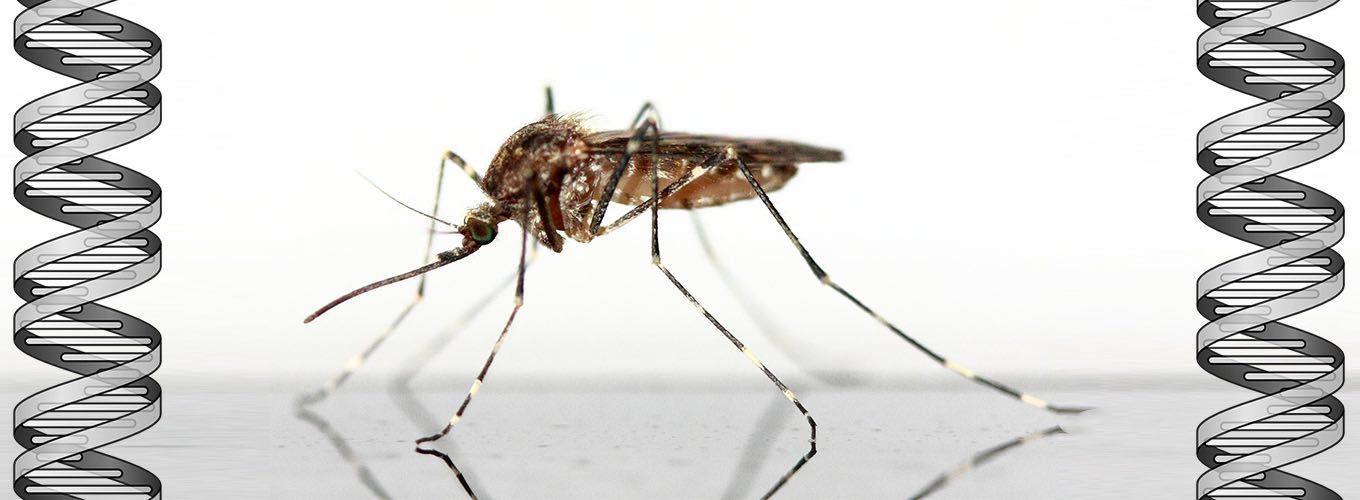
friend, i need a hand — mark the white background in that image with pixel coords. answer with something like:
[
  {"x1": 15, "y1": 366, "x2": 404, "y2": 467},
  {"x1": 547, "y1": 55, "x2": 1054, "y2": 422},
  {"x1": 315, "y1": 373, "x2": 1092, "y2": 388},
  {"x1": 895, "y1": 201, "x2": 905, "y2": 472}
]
[{"x1": 2, "y1": 0, "x2": 1359, "y2": 391}]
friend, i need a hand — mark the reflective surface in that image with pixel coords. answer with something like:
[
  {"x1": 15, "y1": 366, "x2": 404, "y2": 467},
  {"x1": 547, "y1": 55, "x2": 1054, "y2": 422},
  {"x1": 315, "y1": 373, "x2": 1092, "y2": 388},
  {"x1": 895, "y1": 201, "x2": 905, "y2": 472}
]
[{"x1": 6, "y1": 379, "x2": 1356, "y2": 499}]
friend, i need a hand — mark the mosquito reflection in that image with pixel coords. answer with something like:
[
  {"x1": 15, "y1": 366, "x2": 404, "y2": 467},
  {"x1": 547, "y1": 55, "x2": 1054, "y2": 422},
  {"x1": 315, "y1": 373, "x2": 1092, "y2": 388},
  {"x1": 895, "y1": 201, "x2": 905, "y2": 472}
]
[
  {"x1": 720, "y1": 403, "x2": 1067, "y2": 500},
  {"x1": 293, "y1": 405, "x2": 394, "y2": 499},
  {"x1": 908, "y1": 425, "x2": 1067, "y2": 500},
  {"x1": 696, "y1": 211, "x2": 1068, "y2": 499},
  {"x1": 719, "y1": 394, "x2": 792, "y2": 500}
]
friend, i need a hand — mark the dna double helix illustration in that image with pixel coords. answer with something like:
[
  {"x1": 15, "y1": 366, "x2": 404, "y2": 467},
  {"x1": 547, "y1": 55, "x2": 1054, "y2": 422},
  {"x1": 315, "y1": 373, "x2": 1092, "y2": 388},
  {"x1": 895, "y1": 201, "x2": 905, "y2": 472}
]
[
  {"x1": 1196, "y1": 1, "x2": 1345, "y2": 499},
  {"x1": 12, "y1": 1, "x2": 163, "y2": 498}
]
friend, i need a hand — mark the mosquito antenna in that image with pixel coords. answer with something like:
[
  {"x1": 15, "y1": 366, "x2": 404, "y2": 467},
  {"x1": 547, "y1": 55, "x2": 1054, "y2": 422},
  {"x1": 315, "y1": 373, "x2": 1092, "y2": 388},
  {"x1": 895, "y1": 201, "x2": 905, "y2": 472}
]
[
  {"x1": 357, "y1": 171, "x2": 458, "y2": 227},
  {"x1": 305, "y1": 244, "x2": 479, "y2": 323}
]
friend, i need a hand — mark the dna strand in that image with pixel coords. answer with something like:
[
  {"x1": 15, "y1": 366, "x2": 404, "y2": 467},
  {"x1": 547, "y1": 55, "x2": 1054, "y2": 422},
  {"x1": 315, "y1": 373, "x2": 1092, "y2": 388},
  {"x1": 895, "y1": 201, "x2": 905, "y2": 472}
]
[
  {"x1": 11, "y1": 1, "x2": 162, "y2": 498},
  {"x1": 1195, "y1": 1, "x2": 1345, "y2": 499}
]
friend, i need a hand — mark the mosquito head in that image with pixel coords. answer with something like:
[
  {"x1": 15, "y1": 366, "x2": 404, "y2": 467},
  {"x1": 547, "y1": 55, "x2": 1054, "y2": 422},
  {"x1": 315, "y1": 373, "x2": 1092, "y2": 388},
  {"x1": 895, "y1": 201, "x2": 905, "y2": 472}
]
[{"x1": 460, "y1": 204, "x2": 501, "y2": 245}]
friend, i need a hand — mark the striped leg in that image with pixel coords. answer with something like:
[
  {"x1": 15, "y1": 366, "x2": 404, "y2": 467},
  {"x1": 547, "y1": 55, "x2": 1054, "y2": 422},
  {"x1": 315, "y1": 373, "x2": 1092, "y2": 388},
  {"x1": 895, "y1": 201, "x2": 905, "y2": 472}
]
[
  {"x1": 414, "y1": 214, "x2": 530, "y2": 500},
  {"x1": 297, "y1": 152, "x2": 455, "y2": 407},
  {"x1": 646, "y1": 145, "x2": 817, "y2": 500},
  {"x1": 693, "y1": 209, "x2": 845, "y2": 499},
  {"x1": 690, "y1": 210, "x2": 867, "y2": 388},
  {"x1": 442, "y1": 149, "x2": 483, "y2": 190},
  {"x1": 389, "y1": 243, "x2": 538, "y2": 424},
  {"x1": 725, "y1": 148, "x2": 1086, "y2": 415}
]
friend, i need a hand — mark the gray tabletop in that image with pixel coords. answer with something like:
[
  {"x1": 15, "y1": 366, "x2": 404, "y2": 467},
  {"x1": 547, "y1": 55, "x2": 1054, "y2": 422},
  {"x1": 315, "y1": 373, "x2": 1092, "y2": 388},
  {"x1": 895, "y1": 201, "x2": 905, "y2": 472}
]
[{"x1": 8, "y1": 377, "x2": 1355, "y2": 500}]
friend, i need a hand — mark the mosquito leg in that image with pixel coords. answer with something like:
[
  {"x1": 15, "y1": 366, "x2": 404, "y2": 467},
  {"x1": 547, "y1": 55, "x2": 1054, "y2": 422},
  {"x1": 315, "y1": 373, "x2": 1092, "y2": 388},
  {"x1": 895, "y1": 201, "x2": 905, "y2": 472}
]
[
  {"x1": 646, "y1": 147, "x2": 816, "y2": 500},
  {"x1": 596, "y1": 151, "x2": 725, "y2": 236},
  {"x1": 389, "y1": 248, "x2": 536, "y2": 448},
  {"x1": 297, "y1": 152, "x2": 455, "y2": 407},
  {"x1": 725, "y1": 148, "x2": 1086, "y2": 414},
  {"x1": 384, "y1": 245, "x2": 537, "y2": 500},
  {"x1": 531, "y1": 176, "x2": 565, "y2": 251},
  {"x1": 441, "y1": 149, "x2": 483, "y2": 190},
  {"x1": 544, "y1": 85, "x2": 555, "y2": 116},
  {"x1": 588, "y1": 102, "x2": 664, "y2": 236},
  {"x1": 389, "y1": 242, "x2": 539, "y2": 397},
  {"x1": 694, "y1": 208, "x2": 848, "y2": 499},
  {"x1": 629, "y1": 101, "x2": 661, "y2": 132},
  {"x1": 414, "y1": 214, "x2": 530, "y2": 499},
  {"x1": 690, "y1": 210, "x2": 866, "y2": 388}
]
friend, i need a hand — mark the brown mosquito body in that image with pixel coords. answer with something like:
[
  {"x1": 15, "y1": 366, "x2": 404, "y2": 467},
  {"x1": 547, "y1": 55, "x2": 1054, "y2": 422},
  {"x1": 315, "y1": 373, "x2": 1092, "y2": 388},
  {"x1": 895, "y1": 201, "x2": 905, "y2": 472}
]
[
  {"x1": 457, "y1": 114, "x2": 842, "y2": 251},
  {"x1": 301, "y1": 88, "x2": 1082, "y2": 500}
]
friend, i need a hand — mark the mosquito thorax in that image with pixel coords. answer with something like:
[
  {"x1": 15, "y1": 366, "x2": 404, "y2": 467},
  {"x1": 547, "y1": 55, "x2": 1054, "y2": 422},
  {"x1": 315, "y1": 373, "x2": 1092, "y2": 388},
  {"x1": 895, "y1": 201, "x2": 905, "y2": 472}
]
[
  {"x1": 481, "y1": 116, "x2": 590, "y2": 204},
  {"x1": 479, "y1": 116, "x2": 591, "y2": 251}
]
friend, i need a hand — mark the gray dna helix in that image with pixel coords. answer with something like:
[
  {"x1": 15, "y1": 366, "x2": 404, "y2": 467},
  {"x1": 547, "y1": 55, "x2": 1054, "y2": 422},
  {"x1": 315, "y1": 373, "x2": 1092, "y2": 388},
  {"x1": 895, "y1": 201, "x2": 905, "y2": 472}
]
[
  {"x1": 1196, "y1": 1, "x2": 1345, "y2": 499},
  {"x1": 12, "y1": 1, "x2": 162, "y2": 498}
]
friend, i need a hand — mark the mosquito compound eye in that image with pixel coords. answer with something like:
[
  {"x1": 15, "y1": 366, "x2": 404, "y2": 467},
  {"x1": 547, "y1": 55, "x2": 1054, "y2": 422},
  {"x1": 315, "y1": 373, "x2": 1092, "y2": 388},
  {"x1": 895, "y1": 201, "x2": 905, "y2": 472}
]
[{"x1": 468, "y1": 219, "x2": 497, "y2": 244}]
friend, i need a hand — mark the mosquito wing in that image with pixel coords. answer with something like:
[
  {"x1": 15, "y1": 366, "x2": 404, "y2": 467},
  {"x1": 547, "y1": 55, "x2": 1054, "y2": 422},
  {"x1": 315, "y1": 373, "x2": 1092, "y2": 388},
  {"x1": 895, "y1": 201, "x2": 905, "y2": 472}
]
[
  {"x1": 576, "y1": 130, "x2": 843, "y2": 211},
  {"x1": 584, "y1": 130, "x2": 843, "y2": 165}
]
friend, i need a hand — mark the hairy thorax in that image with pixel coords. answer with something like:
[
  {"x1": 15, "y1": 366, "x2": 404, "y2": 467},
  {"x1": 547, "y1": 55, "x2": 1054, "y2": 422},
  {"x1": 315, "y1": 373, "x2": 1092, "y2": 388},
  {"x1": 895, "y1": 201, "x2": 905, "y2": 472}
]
[{"x1": 481, "y1": 117, "x2": 591, "y2": 250}]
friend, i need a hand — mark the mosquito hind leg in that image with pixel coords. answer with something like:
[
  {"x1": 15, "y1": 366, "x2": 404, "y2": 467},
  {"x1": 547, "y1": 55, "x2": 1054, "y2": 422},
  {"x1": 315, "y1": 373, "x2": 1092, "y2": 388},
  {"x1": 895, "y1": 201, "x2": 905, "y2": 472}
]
[
  {"x1": 724, "y1": 147, "x2": 1086, "y2": 415},
  {"x1": 297, "y1": 152, "x2": 456, "y2": 407},
  {"x1": 645, "y1": 145, "x2": 816, "y2": 500},
  {"x1": 414, "y1": 212, "x2": 531, "y2": 499},
  {"x1": 689, "y1": 210, "x2": 866, "y2": 388}
]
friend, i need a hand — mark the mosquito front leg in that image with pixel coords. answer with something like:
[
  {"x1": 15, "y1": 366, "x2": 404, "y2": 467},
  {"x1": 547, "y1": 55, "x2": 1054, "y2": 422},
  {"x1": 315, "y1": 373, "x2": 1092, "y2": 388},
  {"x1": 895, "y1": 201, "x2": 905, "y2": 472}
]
[
  {"x1": 646, "y1": 150, "x2": 817, "y2": 500},
  {"x1": 441, "y1": 149, "x2": 483, "y2": 191},
  {"x1": 414, "y1": 212, "x2": 531, "y2": 499},
  {"x1": 387, "y1": 245, "x2": 539, "y2": 498},
  {"x1": 724, "y1": 147, "x2": 1086, "y2": 415},
  {"x1": 389, "y1": 243, "x2": 539, "y2": 427},
  {"x1": 297, "y1": 152, "x2": 456, "y2": 407}
]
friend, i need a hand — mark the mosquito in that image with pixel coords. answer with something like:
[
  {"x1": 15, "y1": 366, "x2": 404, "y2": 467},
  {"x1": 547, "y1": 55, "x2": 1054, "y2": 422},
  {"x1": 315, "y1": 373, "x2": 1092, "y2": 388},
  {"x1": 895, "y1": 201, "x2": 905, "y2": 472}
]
[{"x1": 303, "y1": 87, "x2": 1084, "y2": 499}]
